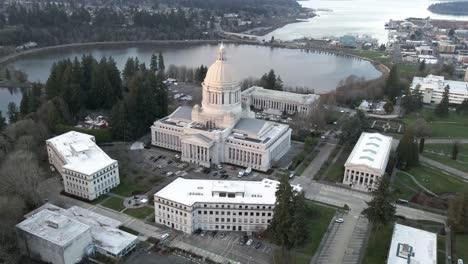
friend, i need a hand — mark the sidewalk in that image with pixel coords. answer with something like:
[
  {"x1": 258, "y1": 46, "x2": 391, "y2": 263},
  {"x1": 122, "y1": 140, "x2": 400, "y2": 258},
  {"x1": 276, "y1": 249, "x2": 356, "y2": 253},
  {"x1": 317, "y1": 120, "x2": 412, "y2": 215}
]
[{"x1": 420, "y1": 156, "x2": 468, "y2": 181}]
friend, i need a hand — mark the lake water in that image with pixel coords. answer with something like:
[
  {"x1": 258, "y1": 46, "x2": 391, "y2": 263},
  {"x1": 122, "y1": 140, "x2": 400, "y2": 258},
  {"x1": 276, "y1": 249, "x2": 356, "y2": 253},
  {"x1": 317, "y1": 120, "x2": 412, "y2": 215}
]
[
  {"x1": 265, "y1": 0, "x2": 468, "y2": 43},
  {"x1": 0, "y1": 87, "x2": 23, "y2": 118},
  {"x1": 7, "y1": 43, "x2": 381, "y2": 93}
]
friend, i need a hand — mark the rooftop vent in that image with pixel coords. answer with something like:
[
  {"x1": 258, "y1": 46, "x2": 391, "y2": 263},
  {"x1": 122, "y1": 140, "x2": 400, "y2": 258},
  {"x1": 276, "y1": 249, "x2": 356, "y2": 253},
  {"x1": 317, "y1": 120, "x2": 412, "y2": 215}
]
[{"x1": 46, "y1": 218, "x2": 66, "y2": 229}]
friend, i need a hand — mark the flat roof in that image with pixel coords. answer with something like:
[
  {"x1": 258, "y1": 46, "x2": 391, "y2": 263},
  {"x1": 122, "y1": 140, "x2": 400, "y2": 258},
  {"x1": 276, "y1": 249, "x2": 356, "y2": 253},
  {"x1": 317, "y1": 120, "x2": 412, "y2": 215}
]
[
  {"x1": 412, "y1": 75, "x2": 468, "y2": 95},
  {"x1": 170, "y1": 106, "x2": 193, "y2": 121},
  {"x1": 155, "y1": 178, "x2": 302, "y2": 206},
  {"x1": 16, "y1": 209, "x2": 90, "y2": 247},
  {"x1": 242, "y1": 86, "x2": 320, "y2": 104},
  {"x1": 47, "y1": 131, "x2": 117, "y2": 175},
  {"x1": 345, "y1": 132, "x2": 393, "y2": 174},
  {"x1": 19, "y1": 204, "x2": 137, "y2": 255},
  {"x1": 387, "y1": 224, "x2": 437, "y2": 264}
]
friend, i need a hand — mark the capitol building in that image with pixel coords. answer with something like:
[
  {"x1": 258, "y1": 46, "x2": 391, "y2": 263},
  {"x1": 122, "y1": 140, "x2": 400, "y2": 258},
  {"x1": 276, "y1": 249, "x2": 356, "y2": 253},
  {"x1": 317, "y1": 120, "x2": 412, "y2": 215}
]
[{"x1": 151, "y1": 45, "x2": 291, "y2": 171}]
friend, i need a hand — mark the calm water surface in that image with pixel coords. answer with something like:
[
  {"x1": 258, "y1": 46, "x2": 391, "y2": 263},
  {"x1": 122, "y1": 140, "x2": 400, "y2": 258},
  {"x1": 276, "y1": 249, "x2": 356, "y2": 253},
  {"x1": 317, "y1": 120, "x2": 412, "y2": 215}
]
[
  {"x1": 8, "y1": 43, "x2": 381, "y2": 93},
  {"x1": 265, "y1": 0, "x2": 468, "y2": 43}
]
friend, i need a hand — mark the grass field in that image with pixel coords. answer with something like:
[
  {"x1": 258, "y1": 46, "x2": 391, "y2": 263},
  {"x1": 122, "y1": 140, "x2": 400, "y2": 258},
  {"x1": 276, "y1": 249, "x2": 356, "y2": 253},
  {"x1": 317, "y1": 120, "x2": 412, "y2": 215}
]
[
  {"x1": 422, "y1": 152, "x2": 468, "y2": 173},
  {"x1": 437, "y1": 235, "x2": 446, "y2": 264},
  {"x1": 424, "y1": 144, "x2": 468, "y2": 163},
  {"x1": 111, "y1": 175, "x2": 163, "y2": 197},
  {"x1": 362, "y1": 224, "x2": 393, "y2": 264},
  {"x1": 342, "y1": 50, "x2": 390, "y2": 66},
  {"x1": 405, "y1": 165, "x2": 468, "y2": 194},
  {"x1": 393, "y1": 171, "x2": 423, "y2": 200},
  {"x1": 402, "y1": 107, "x2": 468, "y2": 138},
  {"x1": 455, "y1": 234, "x2": 468, "y2": 263},
  {"x1": 124, "y1": 206, "x2": 154, "y2": 219},
  {"x1": 101, "y1": 196, "x2": 125, "y2": 211},
  {"x1": 275, "y1": 201, "x2": 336, "y2": 264}
]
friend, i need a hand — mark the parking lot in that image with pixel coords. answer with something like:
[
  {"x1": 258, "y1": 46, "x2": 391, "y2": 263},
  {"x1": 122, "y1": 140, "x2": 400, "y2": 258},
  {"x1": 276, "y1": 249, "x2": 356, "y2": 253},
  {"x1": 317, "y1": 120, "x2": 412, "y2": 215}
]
[
  {"x1": 136, "y1": 146, "x2": 275, "y2": 184},
  {"x1": 175, "y1": 231, "x2": 276, "y2": 264}
]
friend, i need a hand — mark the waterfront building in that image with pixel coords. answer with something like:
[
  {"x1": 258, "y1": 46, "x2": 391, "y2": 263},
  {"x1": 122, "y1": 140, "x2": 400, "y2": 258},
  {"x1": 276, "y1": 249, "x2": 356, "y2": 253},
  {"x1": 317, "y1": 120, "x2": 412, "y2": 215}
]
[
  {"x1": 387, "y1": 224, "x2": 437, "y2": 264},
  {"x1": 410, "y1": 74, "x2": 468, "y2": 104},
  {"x1": 151, "y1": 45, "x2": 292, "y2": 171},
  {"x1": 154, "y1": 177, "x2": 302, "y2": 234},
  {"x1": 241, "y1": 86, "x2": 319, "y2": 116},
  {"x1": 16, "y1": 204, "x2": 137, "y2": 264},
  {"x1": 342, "y1": 132, "x2": 393, "y2": 192},
  {"x1": 46, "y1": 131, "x2": 120, "y2": 201}
]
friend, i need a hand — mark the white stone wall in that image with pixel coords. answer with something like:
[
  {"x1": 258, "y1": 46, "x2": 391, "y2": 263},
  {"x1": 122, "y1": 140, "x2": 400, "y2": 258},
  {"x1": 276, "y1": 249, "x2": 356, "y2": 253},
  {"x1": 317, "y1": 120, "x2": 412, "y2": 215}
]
[
  {"x1": 342, "y1": 166, "x2": 382, "y2": 192},
  {"x1": 154, "y1": 196, "x2": 274, "y2": 234},
  {"x1": 16, "y1": 226, "x2": 92, "y2": 264},
  {"x1": 151, "y1": 123, "x2": 183, "y2": 151}
]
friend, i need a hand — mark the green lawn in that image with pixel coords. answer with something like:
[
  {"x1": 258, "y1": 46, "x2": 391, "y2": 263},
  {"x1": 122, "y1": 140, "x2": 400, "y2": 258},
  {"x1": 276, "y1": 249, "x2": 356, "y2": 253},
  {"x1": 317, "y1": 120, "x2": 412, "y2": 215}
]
[
  {"x1": 405, "y1": 165, "x2": 468, "y2": 194},
  {"x1": 362, "y1": 223, "x2": 394, "y2": 264},
  {"x1": 393, "y1": 171, "x2": 423, "y2": 200},
  {"x1": 124, "y1": 206, "x2": 154, "y2": 219},
  {"x1": 455, "y1": 234, "x2": 468, "y2": 263},
  {"x1": 292, "y1": 202, "x2": 336, "y2": 263},
  {"x1": 112, "y1": 175, "x2": 163, "y2": 197},
  {"x1": 101, "y1": 196, "x2": 125, "y2": 211},
  {"x1": 424, "y1": 144, "x2": 468, "y2": 163},
  {"x1": 422, "y1": 152, "x2": 468, "y2": 173},
  {"x1": 402, "y1": 107, "x2": 468, "y2": 138},
  {"x1": 342, "y1": 50, "x2": 389, "y2": 66}
]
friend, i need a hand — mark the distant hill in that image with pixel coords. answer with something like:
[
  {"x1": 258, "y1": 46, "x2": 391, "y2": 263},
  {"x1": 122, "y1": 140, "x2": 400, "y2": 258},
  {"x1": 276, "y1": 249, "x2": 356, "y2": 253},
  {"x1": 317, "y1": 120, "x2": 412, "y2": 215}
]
[{"x1": 428, "y1": 1, "x2": 468, "y2": 16}]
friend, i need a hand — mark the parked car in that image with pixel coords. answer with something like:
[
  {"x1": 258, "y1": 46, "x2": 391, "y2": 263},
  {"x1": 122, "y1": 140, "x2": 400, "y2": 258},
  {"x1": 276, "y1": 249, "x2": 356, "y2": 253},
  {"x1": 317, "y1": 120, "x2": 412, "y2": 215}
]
[
  {"x1": 255, "y1": 242, "x2": 262, "y2": 249},
  {"x1": 221, "y1": 174, "x2": 228, "y2": 179},
  {"x1": 161, "y1": 233, "x2": 170, "y2": 240},
  {"x1": 193, "y1": 228, "x2": 202, "y2": 235},
  {"x1": 238, "y1": 171, "x2": 244, "y2": 178},
  {"x1": 166, "y1": 172, "x2": 174, "y2": 177},
  {"x1": 335, "y1": 217, "x2": 344, "y2": 223},
  {"x1": 220, "y1": 232, "x2": 226, "y2": 238},
  {"x1": 213, "y1": 172, "x2": 218, "y2": 177},
  {"x1": 220, "y1": 169, "x2": 227, "y2": 174},
  {"x1": 217, "y1": 164, "x2": 223, "y2": 170},
  {"x1": 167, "y1": 160, "x2": 174, "y2": 164},
  {"x1": 289, "y1": 173, "x2": 295, "y2": 179},
  {"x1": 246, "y1": 239, "x2": 254, "y2": 246}
]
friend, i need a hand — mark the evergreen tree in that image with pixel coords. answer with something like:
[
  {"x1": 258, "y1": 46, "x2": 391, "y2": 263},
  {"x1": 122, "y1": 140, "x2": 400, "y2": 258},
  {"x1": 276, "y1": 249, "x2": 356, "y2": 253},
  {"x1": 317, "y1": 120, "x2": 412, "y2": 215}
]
[
  {"x1": 45, "y1": 62, "x2": 62, "y2": 99},
  {"x1": 158, "y1": 52, "x2": 165, "y2": 71},
  {"x1": 123, "y1": 57, "x2": 136, "y2": 85},
  {"x1": 418, "y1": 60, "x2": 426, "y2": 73},
  {"x1": 269, "y1": 174, "x2": 294, "y2": 256},
  {"x1": 150, "y1": 53, "x2": 158, "y2": 72},
  {"x1": 5, "y1": 68, "x2": 10, "y2": 80},
  {"x1": 447, "y1": 193, "x2": 468, "y2": 233},
  {"x1": 19, "y1": 91, "x2": 30, "y2": 116},
  {"x1": 0, "y1": 111, "x2": 6, "y2": 130},
  {"x1": 363, "y1": 178, "x2": 396, "y2": 229},
  {"x1": 339, "y1": 110, "x2": 368, "y2": 144},
  {"x1": 290, "y1": 192, "x2": 307, "y2": 247},
  {"x1": 456, "y1": 99, "x2": 468, "y2": 114},
  {"x1": 110, "y1": 100, "x2": 130, "y2": 141},
  {"x1": 397, "y1": 127, "x2": 419, "y2": 169},
  {"x1": 452, "y1": 141, "x2": 460, "y2": 160},
  {"x1": 7, "y1": 102, "x2": 19, "y2": 123},
  {"x1": 435, "y1": 85, "x2": 450, "y2": 115},
  {"x1": 384, "y1": 65, "x2": 401, "y2": 102}
]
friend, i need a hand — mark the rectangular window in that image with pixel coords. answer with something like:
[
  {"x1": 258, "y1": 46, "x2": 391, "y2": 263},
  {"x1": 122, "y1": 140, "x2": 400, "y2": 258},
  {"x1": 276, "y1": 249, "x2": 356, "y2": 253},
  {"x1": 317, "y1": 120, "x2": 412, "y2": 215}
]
[
  {"x1": 228, "y1": 193, "x2": 235, "y2": 198},
  {"x1": 219, "y1": 193, "x2": 227, "y2": 197}
]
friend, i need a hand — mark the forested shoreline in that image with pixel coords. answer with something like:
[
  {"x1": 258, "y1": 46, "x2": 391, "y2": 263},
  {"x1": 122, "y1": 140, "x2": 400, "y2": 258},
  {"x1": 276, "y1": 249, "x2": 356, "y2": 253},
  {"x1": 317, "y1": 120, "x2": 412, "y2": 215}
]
[{"x1": 428, "y1": 1, "x2": 468, "y2": 16}]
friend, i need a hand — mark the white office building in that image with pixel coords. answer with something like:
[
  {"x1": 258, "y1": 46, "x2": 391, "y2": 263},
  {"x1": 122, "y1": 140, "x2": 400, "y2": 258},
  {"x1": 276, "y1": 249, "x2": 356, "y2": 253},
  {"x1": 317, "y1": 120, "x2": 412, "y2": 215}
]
[
  {"x1": 343, "y1": 132, "x2": 393, "y2": 192},
  {"x1": 154, "y1": 177, "x2": 302, "y2": 234},
  {"x1": 241, "y1": 86, "x2": 320, "y2": 116},
  {"x1": 16, "y1": 204, "x2": 137, "y2": 264},
  {"x1": 387, "y1": 224, "x2": 437, "y2": 264},
  {"x1": 410, "y1": 74, "x2": 468, "y2": 104},
  {"x1": 46, "y1": 131, "x2": 120, "y2": 201},
  {"x1": 151, "y1": 44, "x2": 291, "y2": 172}
]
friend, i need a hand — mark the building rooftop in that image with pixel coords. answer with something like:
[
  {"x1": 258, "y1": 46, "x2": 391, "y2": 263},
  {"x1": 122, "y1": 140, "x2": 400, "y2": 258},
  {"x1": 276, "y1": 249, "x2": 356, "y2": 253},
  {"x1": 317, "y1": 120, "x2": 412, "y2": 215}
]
[
  {"x1": 345, "y1": 132, "x2": 393, "y2": 174},
  {"x1": 170, "y1": 106, "x2": 193, "y2": 121},
  {"x1": 19, "y1": 204, "x2": 137, "y2": 256},
  {"x1": 242, "y1": 86, "x2": 320, "y2": 105},
  {"x1": 387, "y1": 224, "x2": 437, "y2": 264},
  {"x1": 47, "y1": 131, "x2": 117, "y2": 175},
  {"x1": 155, "y1": 178, "x2": 302, "y2": 206},
  {"x1": 16, "y1": 209, "x2": 90, "y2": 247},
  {"x1": 233, "y1": 118, "x2": 269, "y2": 135},
  {"x1": 412, "y1": 75, "x2": 468, "y2": 95}
]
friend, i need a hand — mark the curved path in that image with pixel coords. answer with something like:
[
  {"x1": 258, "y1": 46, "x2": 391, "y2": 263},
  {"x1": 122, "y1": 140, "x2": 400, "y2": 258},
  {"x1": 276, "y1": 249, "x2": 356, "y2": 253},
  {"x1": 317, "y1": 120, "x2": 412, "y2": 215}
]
[
  {"x1": 420, "y1": 156, "x2": 468, "y2": 181},
  {"x1": 396, "y1": 169, "x2": 437, "y2": 196}
]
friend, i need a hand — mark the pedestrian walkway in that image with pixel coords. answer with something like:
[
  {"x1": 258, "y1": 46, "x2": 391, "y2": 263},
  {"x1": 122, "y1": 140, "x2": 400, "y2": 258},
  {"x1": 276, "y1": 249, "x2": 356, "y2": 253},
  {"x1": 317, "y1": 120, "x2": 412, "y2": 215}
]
[
  {"x1": 420, "y1": 156, "x2": 468, "y2": 181},
  {"x1": 342, "y1": 216, "x2": 369, "y2": 264}
]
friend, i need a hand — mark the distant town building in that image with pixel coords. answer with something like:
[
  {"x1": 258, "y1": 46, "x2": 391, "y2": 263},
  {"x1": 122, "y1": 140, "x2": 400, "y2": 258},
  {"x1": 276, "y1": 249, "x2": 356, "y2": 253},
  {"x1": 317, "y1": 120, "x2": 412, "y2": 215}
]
[
  {"x1": 151, "y1": 45, "x2": 292, "y2": 172},
  {"x1": 154, "y1": 177, "x2": 302, "y2": 234},
  {"x1": 410, "y1": 75, "x2": 468, "y2": 104},
  {"x1": 438, "y1": 42, "x2": 456, "y2": 54},
  {"x1": 415, "y1": 45, "x2": 433, "y2": 56},
  {"x1": 46, "y1": 131, "x2": 120, "y2": 201},
  {"x1": 16, "y1": 204, "x2": 137, "y2": 264},
  {"x1": 387, "y1": 224, "x2": 437, "y2": 264},
  {"x1": 343, "y1": 132, "x2": 393, "y2": 192},
  {"x1": 241, "y1": 86, "x2": 320, "y2": 116}
]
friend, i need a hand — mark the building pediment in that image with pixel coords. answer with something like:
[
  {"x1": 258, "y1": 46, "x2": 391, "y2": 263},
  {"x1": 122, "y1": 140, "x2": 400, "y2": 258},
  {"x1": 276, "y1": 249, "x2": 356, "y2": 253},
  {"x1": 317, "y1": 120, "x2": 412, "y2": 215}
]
[{"x1": 181, "y1": 134, "x2": 214, "y2": 147}]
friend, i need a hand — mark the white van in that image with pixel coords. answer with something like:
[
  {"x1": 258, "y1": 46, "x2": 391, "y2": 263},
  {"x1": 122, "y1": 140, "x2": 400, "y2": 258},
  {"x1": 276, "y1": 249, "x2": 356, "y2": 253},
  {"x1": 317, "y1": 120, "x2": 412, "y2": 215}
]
[
  {"x1": 244, "y1": 167, "x2": 252, "y2": 175},
  {"x1": 238, "y1": 171, "x2": 244, "y2": 178}
]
